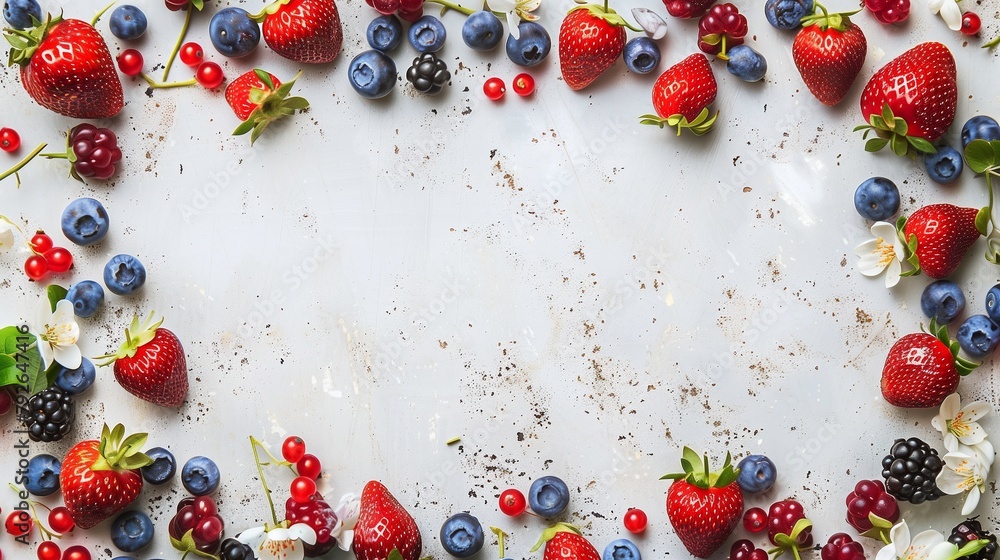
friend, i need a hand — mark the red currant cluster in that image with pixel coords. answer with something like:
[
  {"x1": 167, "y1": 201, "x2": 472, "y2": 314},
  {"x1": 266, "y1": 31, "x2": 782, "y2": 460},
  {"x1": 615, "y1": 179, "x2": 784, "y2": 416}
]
[
  {"x1": 169, "y1": 496, "x2": 225, "y2": 554},
  {"x1": 1, "y1": 503, "x2": 78, "y2": 560},
  {"x1": 731, "y1": 500, "x2": 814, "y2": 560},
  {"x1": 483, "y1": 73, "x2": 536, "y2": 101},
  {"x1": 822, "y1": 534, "x2": 866, "y2": 560},
  {"x1": 365, "y1": 0, "x2": 424, "y2": 23},
  {"x1": 34, "y1": 542, "x2": 91, "y2": 560},
  {"x1": 117, "y1": 42, "x2": 224, "y2": 88},
  {"x1": 279, "y1": 436, "x2": 339, "y2": 556},
  {"x1": 0, "y1": 128, "x2": 20, "y2": 153},
  {"x1": 863, "y1": 0, "x2": 909, "y2": 24},
  {"x1": 164, "y1": 0, "x2": 193, "y2": 11},
  {"x1": 697, "y1": 3, "x2": 748, "y2": 58},
  {"x1": 69, "y1": 124, "x2": 122, "y2": 180},
  {"x1": 845, "y1": 479, "x2": 899, "y2": 535},
  {"x1": 24, "y1": 231, "x2": 73, "y2": 281}
]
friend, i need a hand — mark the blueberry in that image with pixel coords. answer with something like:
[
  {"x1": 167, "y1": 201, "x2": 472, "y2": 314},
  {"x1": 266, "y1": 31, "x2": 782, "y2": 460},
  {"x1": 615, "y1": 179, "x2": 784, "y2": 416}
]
[
  {"x1": 25, "y1": 454, "x2": 60, "y2": 496},
  {"x1": 111, "y1": 510, "x2": 154, "y2": 552},
  {"x1": 528, "y1": 475, "x2": 569, "y2": 517},
  {"x1": 924, "y1": 145, "x2": 963, "y2": 184},
  {"x1": 736, "y1": 454, "x2": 776, "y2": 493},
  {"x1": 623, "y1": 37, "x2": 660, "y2": 74},
  {"x1": 142, "y1": 447, "x2": 177, "y2": 485},
  {"x1": 209, "y1": 7, "x2": 260, "y2": 58},
  {"x1": 462, "y1": 11, "x2": 503, "y2": 51},
  {"x1": 182, "y1": 456, "x2": 220, "y2": 495},
  {"x1": 603, "y1": 539, "x2": 641, "y2": 560},
  {"x1": 986, "y1": 284, "x2": 1000, "y2": 323},
  {"x1": 55, "y1": 357, "x2": 96, "y2": 395},
  {"x1": 763, "y1": 0, "x2": 814, "y2": 30},
  {"x1": 62, "y1": 197, "x2": 110, "y2": 246},
  {"x1": 921, "y1": 280, "x2": 966, "y2": 325},
  {"x1": 961, "y1": 116, "x2": 1000, "y2": 150},
  {"x1": 439, "y1": 512, "x2": 484, "y2": 558},
  {"x1": 104, "y1": 254, "x2": 146, "y2": 295},
  {"x1": 2, "y1": 0, "x2": 41, "y2": 29},
  {"x1": 408, "y1": 15, "x2": 446, "y2": 53},
  {"x1": 957, "y1": 315, "x2": 1000, "y2": 360},
  {"x1": 367, "y1": 15, "x2": 403, "y2": 52},
  {"x1": 109, "y1": 5, "x2": 147, "y2": 40},
  {"x1": 348, "y1": 50, "x2": 397, "y2": 99},
  {"x1": 853, "y1": 177, "x2": 900, "y2": 221},
  {"x1": 506, "y1": 21, "x2": 551, "y2": 67},
  {"x1": 726, "y1": 45, "x2": 767, "y2": 82},
  {"x1": 66, "y1": 280, "x2": 105, "y2": 318}
]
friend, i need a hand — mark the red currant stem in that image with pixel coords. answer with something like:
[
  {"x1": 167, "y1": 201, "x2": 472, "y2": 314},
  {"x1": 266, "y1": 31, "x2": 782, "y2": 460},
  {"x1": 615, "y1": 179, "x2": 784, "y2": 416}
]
[
  {"x1": 90, "y1": 0, "x2": 119, "y2": 26},
  {"x1": 0, "y1": 142, "x2": 46, "y2": 183},
  {"x1": 6, "y1": 483, "x2": 60, "y2": 540},
  {"x1": 250, "y1": 436, "x2": 280, "y2": 526},
  {"x1": 428, "y1": 0, "x2": 476, "y2": 16},
  {"x1": 162, "y1": 8, "x2": 194, "y2": 82},
  {"x1": 141, "y1": 73, "x2": 198, "y2": 89},
  {"x1": 717, "y1": 35, "x2": 729, "y2": 61}
]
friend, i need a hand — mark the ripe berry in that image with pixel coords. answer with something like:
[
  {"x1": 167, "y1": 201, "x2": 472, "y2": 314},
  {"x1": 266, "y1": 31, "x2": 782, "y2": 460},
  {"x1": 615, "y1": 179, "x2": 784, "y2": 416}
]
[
  {"x1": 44, "y1": 247, "x2": 73, "y2": 273},
  {"x1": 767, "y1": 500, "x2": 812, "y2": 548},
  {"x1": 5, "y1": 510, "x2": 32, "y2": 537},
  {"x1": 281, "y1": 436, "x2": 306, "y2": 463},
  {"x1": 36, "y1": 541, "x2": 60, "y2": 560},
  {"x1": 48, "y1": 507, "x2": 75, "y2": 534},
  {"x1": 69, "y1": 124, "x2": 122, "y2": 180},
  {"x1": 498, "y1": 488, "x2": 526, "y2": 516},
  {"x1": 846, "y1": 479, "x2": 899, "y2": 533},
  {"x1": 948, "y1": 519, "x2": 997, "y2": 560},
  {"x1": 697, "y1": 3, "x2": 748, "y2": 58},
  {"x1": 117, "y1": 49, "x2": 143, "y2": 76},
  {"x1": 296, "y1": 454, "x2": 321, "y2": 479},
  {"x1": 512, "y1": 73, "x2": 535, "y2": 96},
  {"x1": 0, "y1": 128, "x2": 20, "y2": 152},
  {"x1": 285, "y1": 496, "x2": 339, "y2": 557},
  {"x1": 623, "y1": 508, "x2": 647, "y2": 533},
  {"x1": 483, "y1": 77, "x2": 505, "y2": 100},
  {"x1": 881, "y1": 438, "x2": 943, "y2": 504},
  {"x1": 822, "y1": 534, "x2": 866, "y2": 560},
  {"x1": 290, "y1": 476, "x2": 317, "y2": 503},
  {"x1": 730, "y1": 539, "x2": 768, "y2": 560},
  {"x1": 196, "y1": 62, "x2": 225, "y2": 89},
  {"x1": 24, "y1": 255, "x2": 47, "y2": 281},
  {"x1": 62, "y1": 545, "x2": 91, "y2": 560},
  {"x1": 30, "y1": 231, "x2": 53, "y2": 254},
  {"x1": 164, "y1": 0, "x2": 189, "y2": 11},
  {"x1": 961, "y1": 12, "x2": 981, "y2": 35},
  {"x1": 863, "y1": 0, "x2": 909, "y2": 24},
  {"x1": 743, "y1": 507, "x2": 768, "y2": 532},
  {"x1": 180, "y1": 42, "x2": 205, "y2": 66}
]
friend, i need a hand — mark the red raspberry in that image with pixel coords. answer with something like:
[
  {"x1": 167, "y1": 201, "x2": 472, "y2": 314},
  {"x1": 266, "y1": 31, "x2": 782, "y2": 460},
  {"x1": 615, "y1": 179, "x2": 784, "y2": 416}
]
[
  {"x1": 768, "y1": 500, "x2": 813, "y2": 548},
  {"x1": 846, "y1": 479, "x2": 899, "y2": 535},
  {"x1": 863, "y1": 0, "x2": 909, "y2": 24},
  {"x1": 697, "y1": 3, "x2": 748, "y2": 59},
  {"x1": 663, "y1": 0, "x2": 715, "y2": 19},
  {"x1": 822, "y1": 534, "x2": 866, "y2": 560},
  {"x1": 730, "y1": 540, "x2": 769, "y2": 560},
  {"x1": 285, "y1": 495, "x2": 338, "y2": 558}
]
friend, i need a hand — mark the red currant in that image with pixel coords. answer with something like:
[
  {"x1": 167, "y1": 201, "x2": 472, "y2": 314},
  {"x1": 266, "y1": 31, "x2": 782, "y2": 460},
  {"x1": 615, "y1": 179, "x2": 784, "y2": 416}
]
[
  {"x1": 512, "y1": 73, "x2": 535, "y2": 96},
  {"x1": 730, "y1": 539, "x2": 769, "y2": 560},
  {"x1": 30, "y1": 231, "x2": 53, "y2": 254},
  {"x1": 821, "y1": 534, "x2": 866, "y2": 560},
  {"x1": 0, "y1": 389, "x2": 13, "y2": 416},
  {"x1": 117, "y1": 49, "x2": 144, "y2": 76},
  {"x1": 24, "y1": 255, "x2": 48, "y2": 281},
  {"x1": 179, "y1": 42, "x2": 204, "y2": 66},
  {"x1": 5, "y1": 510, "x2": 32, "y2": 537},
  {"x1": 623, "y1": 508, "x2": 647, "y2": 533},
  {"x1": 164, "y1": 0, "x2": 189, "y2": 11},
  {"x1": 196, "y1": 62, "x2": 225, "y2": 89},
  {"x1": 0, "y1": 128, "x2": 20, "y2": 152},
  {"x1": 194, "y1": 496, "x2": 218, "y2": 518},
  {"x1": 296, "y1": 454, "x2": 322, "y2": 479},
  {"x1": 498, "y1": 488, "x2": 526, "y2": 516},
  {"x1": 44, "y1": 247, "x2": 73, "y2": 273},
  {"x1": 36, "y1": 541, "x2": 60, "y2": 560},
  {"x1": 743, "y1": 507, "x2": 768, "y2": 532},
  {"x1": 290, "y1": 476, "x2": 317, "y2": 503},
  {"x1": 961, "y1": 12, "x2": 981, "y2": 35},
  {"x1": 48, "y1": 507, "x2": 74, "y2": 534},
  {"x1": 193, "y1": 516, "x2": 224, "y2": 544},
  {"x1": 282, "y1": 436, "x2": 307, "y2": 463},
  {"x1": 62, "y1": 545, "x2": 91, "y2": 560},
  {"x1": 483, "y1": 77, "x2": 505, "y2": 101}
]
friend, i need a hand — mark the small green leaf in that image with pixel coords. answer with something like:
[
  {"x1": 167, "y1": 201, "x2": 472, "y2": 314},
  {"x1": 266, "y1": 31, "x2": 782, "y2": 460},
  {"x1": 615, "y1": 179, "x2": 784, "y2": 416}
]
[
  {"x1": 865, "y1": 138, "x2": 889, "y2": 152},
  {"x1": 47, "y1": 284, "x2": 67, "y2": 312},
  {"x1": 387, "y1": 550, "x2": 404, "y2": 560},
  {"x1": 253, "y1": 68, "x2": 273, "y2": 89},
  {"x1": 890, "y1": 134, "x2": 908, "y2": 156},
  {"x1": 908, "y1": 137, "x2": 936, "y2": 155},
  {"x1": 891, "y1": 117, "x2": 907, "y2": 136},
  {"x1": 283, "y1": 97, "x2": 310, "y2": 110},
  {"x1": 248, "y1": 88, "x2": 266, "y2": 105},
  {"x1": 190, "y1": 0, "x2": 204, "y2": 10},
  {"x1": 965, "y1": 139, "x2": 997, "y2": 174},
  {"x1": 233, "y1": 120, "x2": 256, "y2": 137},
  {"x1": 681, "y1": 447, "x2": 700, "y2": 469},
  {"x1": 881, "y1": 103, "x2": 894, "y2": 124},
  {"x1": 700, "y1": 33, "x2": 721, "y2": 46},
  {"x1": 870, "y1": 115, "x2": 887, "y2": 130},
  {"x1": 976, "y1": 207, "x2": 990, "y2": 236}
]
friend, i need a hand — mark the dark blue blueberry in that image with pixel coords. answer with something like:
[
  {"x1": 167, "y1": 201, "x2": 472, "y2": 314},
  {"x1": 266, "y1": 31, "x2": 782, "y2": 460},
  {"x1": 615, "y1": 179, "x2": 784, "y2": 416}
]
[
  {"x1": 439, "y1": 512, "x2": 484, "y2": 558},
  {"x1": 921, "y1": 280, "x2": 965, "y2": 325},
  {"x1": 623, "y1": 37, "x2": 660, "y2": 74},
  {"x1": 726, "y1": 45, "x2": 767, "y2": 82},
  {"x1": 25, "y1": 454, "x2": 60, "y2": 496},
  {"x1": 736, "y1": 454, "x2": 776, "y2": 493},
  {"x1": 961, "y1": 116, "x2": 1000, "y2": 150},
  {"x1": 408, "y1": 15, "x2": 446, "y2": 53},
  {"x1": 55, "y1": 357, "x2": 96, "y2": 395},
  {"x1": 142, "y1": 447, "x2": 177, "y2": 485},
  {"x1": 763, "y1": 0, "x2": 814, "y2": 30},
  {"x1": 109, "y1": 5, "x2": 147, "y2": 40},
  {"x1": 209, "y1": 7, "x2": 260, "y2": 58},
  {"x1": 986, "y1": 284, "x2": 1000, "y2": 324},
  {"x1": 462, "y1": 11, "x2": 503, "y2": 51},
  {"x1": 506, "y1": 21, "x2": 551, "y2": 67},
  {"x1": 348, "y1": 50, "x2": 397, "y2": 99},
  {"x1": 104, "y1": 254, "x2": 146, "y2": 295},
  {"x1": 528, "y1": 475, "x2": 569, "y2": 517},
  {"x1": 924, "y1": 145, "x2": 963, "y2": 184},
  {"x1": 2, "y1": 0, "x2": 41, "y2": 29},
  {"x1": 66, "y1": 280, "x2": 105, "y2": 318},
  {"x1": 853, "y1": 177, "x2": 900, "y2": 221},
  {"x1": 603, "y1": 539, "x2": 641, "y2": 560},
  {"x1": 111, "y1": 510, "x2": 155, "y2": 552},
  {"x1": 367, "y1": 15, "x2": 403, "y2": 52},
  {"x1": 62, "y1": 197, "x2": 110, "y2": 246},
  {"x1": 957, "y1": 315, "x2": 1000, "y2": 360},
  {"x1": 182, "y1": 456, "x2": 220, "y2": 495}
]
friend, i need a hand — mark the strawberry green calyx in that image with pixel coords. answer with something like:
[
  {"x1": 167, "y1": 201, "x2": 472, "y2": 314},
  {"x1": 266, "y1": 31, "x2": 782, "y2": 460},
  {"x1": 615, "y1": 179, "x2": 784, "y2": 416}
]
[
  {"x1": 659, "y1": 446, "x2": 740, "y2": 488},
  {"x1": 172, "y1": 528, "x2": 220, "y2": 560},
  {"x1": 568, "y1": 3, "x2": 642, "y2": 31},
  {"x1": 639, "y1": 108, "x2": 719, "y2": 136},
  {"x1": 798, "y1": 2, "x2": 859, "y2": 31},
  {"x1": 924, "y1": 318, "x2": 979, "y2": 376},
  {"x1": 233, "y1": 69, "x2": 310, "y2": 146},
  {"x1": 859, "y1": 513, "x2": 894, "y2": 544},
  {"x1": 92, "y1": 423, "x2": 153, "y2": 472},
  {"x1": 767, "y1": 517, "x2": 813, "y2": 560},
  {"x1": 854, "y1": 103, "x2": 937, "y2": 157},
  {"x1": 530, "y1": 522, "x2": 583, "y2": 552},
  {"x1": 95, "y1": 312, "x2": 164, "y2": 366},
  {"x1": 250, "y1": 0, "x2": 291, "y2": 22},
  {"x1": 3, "y1": 13, "x2": 57, "y2": 66}
]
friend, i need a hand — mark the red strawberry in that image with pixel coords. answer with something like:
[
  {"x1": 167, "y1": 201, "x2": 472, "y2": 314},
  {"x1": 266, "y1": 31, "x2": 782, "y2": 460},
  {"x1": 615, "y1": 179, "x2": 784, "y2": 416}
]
[
  {"x1": 353, "y1": 480, "x2": 422, "y2": 560},
  {"x1": 3, "y1": 15, "x2": 123, "y2": 118},
  {"x1": 259, "y1": 0, "x2": 343, "y2": 64},
  {"x1": 530, "y1": 524, "x2": 601, "y2": 560},
  {"x1": 881, "y1": 320, "x2": 977, "y2": 408},
  {"x1": 224, "y1": 69, "x2": 309, "y2": 144},
  {"x1": 558, "y1": 5, "x2": 627, "y2": 91},
  {"x1": 662, "y1": 447, "x2": 743, "y2": 558},
  {"x1": 640, "y1": 53, "x2": 718, "y2": 135},
  {"x1": 791, "y1": 10, "x2": 867, "y2": 106},
  {"x1": 663, "y1": 0, "x2": 715, "y2": 18},
  {"x1": 97, "y1": 313, "x2": 188, "y2": 407},
  {"x1": 857, "y1": 42, "x2": 957, "y2": 155},
  {"x1": 900, "y1": 204, "x2": 985, "y2": 279},
  {"x1": 60, "y1": 424, "x2": 153, "y2": 529}
]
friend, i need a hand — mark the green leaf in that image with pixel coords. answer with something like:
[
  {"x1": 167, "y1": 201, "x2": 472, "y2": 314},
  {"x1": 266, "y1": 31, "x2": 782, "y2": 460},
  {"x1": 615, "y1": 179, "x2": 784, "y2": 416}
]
[
  {"x1": 388, "y1": 550, "x2": 404, "y2": 560},
  {"x1": 700, "y1": 33, "x2": 721, "y2": 46},
  {"x1": 253, "y1": 68, "x2": 273, "y2": 89},
  {"x1": 283, "y1": 97, "x2": 310, "y2": 110},
  {"x1": 681, "y1": 447, "x2": 700, "y2": 468},
  {"x1": 881, "y1": 103, "x2": 894, "y2": 125},
  {"x1": 890, "y1": 134, "x2": 908, "y2": 156},
  {"x1": 976, "y1": 207, "x2": 990, "y2": 236},
  {"x1": 190, "y1": 0, "x2": 204, "y2": 10},
  {"x1": 870, "y1": 115, "x2": 887, "y2": 130},
  {"x1": 965, "y1": 139, "x2": 997, "y2": 174},
  {"x1": 891, "y1": 117, "x2": 907, "y2": 136},
  {"x1": 865, "y1": 138, "x2": 888, "y2": 152},
  {"x1": 0, "y1": 325, "x2": 27, "y2": 355},
  {"x1": 715, "y1": 465, "x2": 738, "y2": 487},
  {"x1": 47, "y1": 284, "x2": 67, "y2": 312},
  {"x1": 233, "y1": 120, "x2": 256, "y2": 137},
  {"x1": 908, "y1": 136, "x2": 936, "y2": 155}
]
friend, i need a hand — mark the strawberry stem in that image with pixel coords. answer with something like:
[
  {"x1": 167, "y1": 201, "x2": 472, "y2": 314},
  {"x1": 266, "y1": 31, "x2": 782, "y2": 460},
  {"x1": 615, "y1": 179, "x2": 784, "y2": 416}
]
[
  {"x1": 0, "y1": 143, "x2": 46, "y2": 184},
  {"x1": 141, "y1": 73, "x2": 198, "y2": 89},
  {"x1": 90, "y1": 0, "x2": 119, "y2": 26},
  {"x1": 250, "y1": 436, "x2": 280, "y2": 526},
  {"x1": 162, "y1": 8, "x2": 193, "y2": 82}
]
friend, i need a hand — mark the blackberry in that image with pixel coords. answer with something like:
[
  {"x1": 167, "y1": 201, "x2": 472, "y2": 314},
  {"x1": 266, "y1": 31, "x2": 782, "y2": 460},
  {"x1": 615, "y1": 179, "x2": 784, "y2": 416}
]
[
  {"x1": 880, "y1": 437, "x2": 943, "y2": 504},
  {"x1": 18, "y1": 386, "x2": 75, "y2": 442},
  {"x1": 949, "y1": 518, "x2": 997, "y2": 560},
  {"x1": 406, "y1": 52, "x2": 450, "y2": 94},
  {"x1": 219, "y1": 538, "x2": 254, "y2": 560}
]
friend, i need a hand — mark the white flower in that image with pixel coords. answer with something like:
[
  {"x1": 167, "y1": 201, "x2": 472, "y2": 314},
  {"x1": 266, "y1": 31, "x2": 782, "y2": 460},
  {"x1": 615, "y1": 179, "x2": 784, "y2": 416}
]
[
  {"x1": 855, "y1": 221, "x2": 906, "y2": 288},
  {"x1": 0, "y1": 220, "x2": 14, "y2": 251},
  {"x1": 237, "y1": 523, "x2": 317, "y2": 560},
  {"x1": 931, "y1": 393, "x2": 991, "y2": 452},
  {"x1": 329, "y1": 493, "x2": 361, "y2": 552},
  {"x1": 936, "y1": 450, "x2": 989, "y2": 515},
  {"x1": 32, "y1": 299, "x2": 81, "y2": 369},
  {"x1": 488, "y1": 0, "x2": 540, "y2": 39},
  {"x1": 631, "y1": 8, "x2": 667, "y2": 39},
  {"x1": 875, "y1": 521, "x2": 956, "y2": 560},
  {"x1": 928, "y1": 0, "x2": 962, "y2": 30}
]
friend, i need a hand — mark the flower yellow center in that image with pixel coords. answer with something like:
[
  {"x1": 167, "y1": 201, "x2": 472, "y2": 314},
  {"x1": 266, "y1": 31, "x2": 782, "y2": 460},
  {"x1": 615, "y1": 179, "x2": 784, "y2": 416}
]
[
  {"x1": 947, "y1": 414, "x2": 970, "y2": 437},
  {"x1": 42, "y1": 321, "x2": 75, "y2": 347},
  {"x1": 875, "y1": 237, "x2": 897, "y2": 267}
]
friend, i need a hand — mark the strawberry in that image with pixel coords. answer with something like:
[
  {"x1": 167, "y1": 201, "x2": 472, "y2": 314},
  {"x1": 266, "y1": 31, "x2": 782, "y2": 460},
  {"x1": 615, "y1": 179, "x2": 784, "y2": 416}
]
[
  {"x1": 791, "y1": 8, "x2": 867, "y2": 106},
  {"x1": 97, "y1": 313, "x2": 188, "y2": 407},
  {"x1": 897, "y1": 204, "x2": 986, "y2": 279},
  {"x1": 639, "y1": 53, "x2": 718, "y2": 136},
  {"x1": 661, "y1": 447, "x2": 743, "y2": 558},
  {"x1": 353, "y1": 480, "x2": 422, "y2": 560},
  {"x1": 225, "y1": 69, "x2": 310, "y2": 145},
  {"x1": 256, "y1": 0, "x2": 343, "y2": 64},
  {"x1": 856, "y1": 42, "x2": 957, "y2": 156},
  {"x1": 3, "y1": 15, "x2": 123, "y2": 119},
  {"x1": 881, "y1": 320, "x2": 977, "y2": 408},
  {"x1": 663, "y1": 0, "x2": 715, "y2": 18},
  {"x1": 60, "y1": 424, "x2": 153, "y2": 529},
  {"x1": 530, "y1": 523, "x2": 601, "y2": 560},
  {"x1": 558, "y1": 5, "x2": 628, "y2": 91}
]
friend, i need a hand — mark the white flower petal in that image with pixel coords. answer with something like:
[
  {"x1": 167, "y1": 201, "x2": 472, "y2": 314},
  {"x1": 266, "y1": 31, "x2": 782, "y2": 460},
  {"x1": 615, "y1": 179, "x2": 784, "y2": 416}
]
[
  {"x1": 961, "y1": 486, "x2": 981, "y2": 515},
  {"x1": 51, "y1": 299, "x2": 76, "y2": 326},
  {"x1": 506, "y1": 10, "x2": 521, "y2": 39},
  {"x1": 236, "y1": 526, "x2": 267, "y2": 548},
  {"x1": 910, "y1": 530, "x2": 946, "y2": 556},
  {"x1": 940, "y1": 0, "x2": 962, "y2": 30},
  {"x1": 53, "y1": 344, "x2": 82, "y2": 370},
  {"x1": 855, "y1": 238, "x2": 880, "y2": 256},
  {"x1": 36, "y1": 339, "x2": 54, "y2": 369},
  {"x1": 891, "y1": 522, "x2": 912, "y2": 559},
  {"x1": 939, "y1": 393, "x2": 961, "y2": 419},
  {"x1": 936, "y1": 467, "x2": 969, "y2": 495},
  {"x1": 632, "y1": 7, "x2": 668, "y2": 39},
  {"x1": 928, "y1": 542, "x2": 960, "y2": 560},
  {"x1": 876, "y1": 543, "x2": 898, "y2": 560},
  {"x1": 871, "y1": 222, "x2": 897, "y2": 239},
  {"x1": 884, "y1": 258, "x2": 901, "y2": 287},
  {"x1": 973, "y1": 440, "x2": 995, "y2": 466},
  {"x1": 336, "y1": 528, "x2": 354, "y2": 551},
  {"x1": 943, "y1": 433, "x2": 960, "y2": 453},
  {"x1": 287, "y1": 523, "x2": 318, "y2": 545},
  {"x1": 0, "y1": 226, "x2": 14, "y2": 251},
  {"x1": 928, "y1": 0, "x2": 944, "y2": 13},
  {"x1": 957, "y1": 423, "x2": 987, "y2": 445},
  {"x1": 961, "y1": 400, "x2": 991, "y2": 422},
  {"x1": 943, "y1": 451, "x2": 975, "y2": 471},
  {"x1": 488, "y1": 0, "x2": 514, "y2": 11}
]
